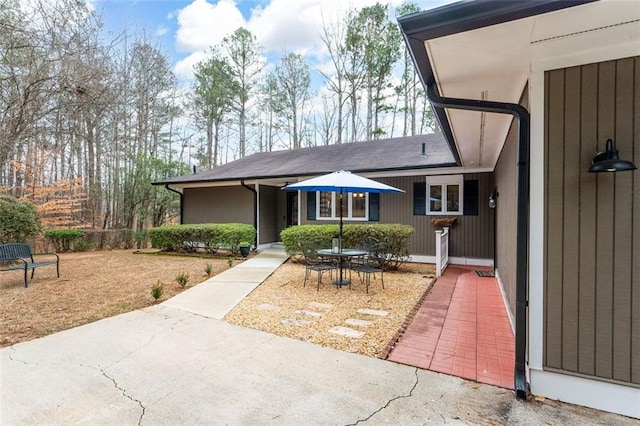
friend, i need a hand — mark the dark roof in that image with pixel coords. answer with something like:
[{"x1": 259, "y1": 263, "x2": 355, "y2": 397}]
[
  {"x1": 397, "y1": 0, "x2": 596, "y2": 162},
  {"x1": 154, "y1": 134, "x2": 455, "y2": 186}
]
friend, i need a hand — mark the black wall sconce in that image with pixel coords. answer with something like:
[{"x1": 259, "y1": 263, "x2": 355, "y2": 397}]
[
  {"x1": 489, "y1": 187, "x2": 498, "y2": 209},
  {"x1": 588, "y1": 139, "x2": 637, "y2": 173}
]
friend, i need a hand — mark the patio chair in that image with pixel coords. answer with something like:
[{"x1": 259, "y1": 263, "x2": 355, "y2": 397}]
[
  {"x1": 300, "y1": 243, "x2": 336, "y2": 290},
  {"x1": 351, "y1": 242, "x2": 386, "y2": 293}
]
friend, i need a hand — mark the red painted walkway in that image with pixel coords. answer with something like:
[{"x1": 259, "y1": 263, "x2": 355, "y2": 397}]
[{"x1": 387, "y1": 266, "x2": 515, "y2": 389}]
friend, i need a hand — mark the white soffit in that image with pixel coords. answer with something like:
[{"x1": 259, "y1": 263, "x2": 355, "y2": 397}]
[{"x1": 424, "y1": 0, "x2": 640, "y2": 169}]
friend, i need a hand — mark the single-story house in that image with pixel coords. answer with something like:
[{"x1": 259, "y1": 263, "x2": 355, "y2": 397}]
[
  {"x1": 153, "y1": 133, "x2": 497, "y2": 266},
  {"x1": 398, "y1": 0, "x2": 638, "y2": 418}
]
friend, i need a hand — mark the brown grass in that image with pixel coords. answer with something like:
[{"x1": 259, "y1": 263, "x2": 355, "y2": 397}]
[{"x1": 0, "y1": 250, "x2": 230, "y2": 347}]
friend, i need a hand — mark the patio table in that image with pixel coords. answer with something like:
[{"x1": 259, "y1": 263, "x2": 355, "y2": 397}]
[{"x1": 316, "y1": 249, "x2": 367, "y2": 287}]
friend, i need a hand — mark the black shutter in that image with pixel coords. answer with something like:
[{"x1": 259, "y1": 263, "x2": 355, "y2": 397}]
[
  {"x1": 306, "y1": 191, "x2": 316, "y2": 220},
  {"x1": 463, "y1": 180, "x2": 478, "y2": 215},
  {"x1": 369, "y1": 193, "x2": 380, "y2": 221},
  {"x1": 413, "y1": 182, "x2": 426, "y2": 215}
]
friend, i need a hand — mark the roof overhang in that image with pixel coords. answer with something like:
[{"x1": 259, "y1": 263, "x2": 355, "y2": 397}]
[
  {"x1": 157, "y1": 164, "x2": 475, "y2": 190},
  {"x1": 399, "y1": 0, "x2": 639, "y2": 169}
]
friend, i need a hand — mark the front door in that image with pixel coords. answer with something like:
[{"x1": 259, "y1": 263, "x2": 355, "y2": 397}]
[{"x1": 286, "y1": 192, "x2": 298, "y2": 228}]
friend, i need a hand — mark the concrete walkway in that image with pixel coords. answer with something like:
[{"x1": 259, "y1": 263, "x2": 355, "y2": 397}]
[
  {"x1": 1, "y1": 249, "x2": 636, "y2": 425},
  {"x1": 162, "y1": 247, "x2": 289, "y2": 319}
]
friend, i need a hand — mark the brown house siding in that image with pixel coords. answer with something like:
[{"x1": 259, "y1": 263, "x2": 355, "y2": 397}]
[
  {"x1": 183, "y1": 186, "x2": 253, "y2": 225},
  {"x1": 544, "y1": 57, "x2": 639, "y2": 386},
  {"x1": 494, "y1": 110, "x2": 520, "y2": 319},
  {"x1": 300, "y1": 174, "x2": 494, "y2": 258}
]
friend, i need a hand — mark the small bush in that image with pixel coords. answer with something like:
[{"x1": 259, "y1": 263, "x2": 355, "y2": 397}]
[
  {"x1": 44, "y1": 229, "x2": 83, "y2": 252},
  {"x1": 74, "y1": 240, "x2": 94, "y2": 252},
  {"x1": 204, "y1": 263, "x2": 213, "y2": 277},
  {"x1": 148, "y1": 223, "x2": 256, "y2": 254},
  {"x1": 151, "y1": 281, "x2": 164, "y2": 300},
  {"x1": 175, "y1": 271, "x2": 189, "y2": 288},
  {"x1": 227, "y1": 257, "x2": 233, "y2": 267},
  {"x1": 0, "y1": 195, "x2": 42, "y2": 243},
  {"x1": 133, "y1": 230, "x2": 148, "y2": 249},
  {"x1": 280, "y1": 223, "x2": 414, "y2": 270}
]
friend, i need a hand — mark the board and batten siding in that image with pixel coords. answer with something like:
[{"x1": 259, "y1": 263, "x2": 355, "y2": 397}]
[
  {"x1": 300, "y1": 174, "x2": 494, "y2": 259},
  {"x1": 494, "y1": 99, "x2": 521, "y2": 319},
  {"x1": 183, "y1": 186, "x2": 253, "y2": 225},
  {"x1": 544, "y1": 56, "x2": 639, "y2": 386}
]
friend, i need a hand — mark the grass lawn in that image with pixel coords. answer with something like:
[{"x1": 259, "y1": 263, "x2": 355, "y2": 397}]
[{"x1": 0, "y1": 250, "x2": 230, "y2": 347}]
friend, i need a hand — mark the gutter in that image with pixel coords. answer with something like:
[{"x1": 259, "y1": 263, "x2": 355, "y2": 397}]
[
  {"x1": 240, "y1": 180, "x2": 258, "y2": 249},
  {"x1": 426, "y1": 84, "x2": 530, "y2": 400},
  {"x1": 164, "y1": 185, "x2": 184, "y2": 225}
]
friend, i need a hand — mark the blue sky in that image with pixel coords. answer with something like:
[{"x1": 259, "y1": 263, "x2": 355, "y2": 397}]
[{"x1": 90, "y1": 0, "x2": 455, "y2": 85}]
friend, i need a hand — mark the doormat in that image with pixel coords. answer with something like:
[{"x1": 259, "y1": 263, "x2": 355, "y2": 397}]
[{"x1": 476, "y1": 270, "x2": 495, "y2": 277}]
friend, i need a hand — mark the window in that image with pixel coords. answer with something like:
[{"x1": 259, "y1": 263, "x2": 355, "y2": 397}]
[
  {"x1": 425, "y1": 175, "x2": 463, "y2": 215},
  {"x1": 317, "y1": 191, "x2": 368, "y2": 220}
]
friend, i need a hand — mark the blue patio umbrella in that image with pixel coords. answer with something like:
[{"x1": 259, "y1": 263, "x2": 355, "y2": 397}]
[{"x1": 282, "y1": 170, "x2": 404, "y2": 282}]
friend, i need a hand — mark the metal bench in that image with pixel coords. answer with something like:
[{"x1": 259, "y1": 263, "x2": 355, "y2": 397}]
[{"x1": 0, "y1": 243, "x2": 59, "y2": 288}]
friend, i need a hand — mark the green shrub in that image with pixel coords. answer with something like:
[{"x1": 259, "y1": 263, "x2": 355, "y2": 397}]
[
  {"x1": 73, "y1": 240, "x2": 94, "y2": 252},
  {"x1": 133, "y1": 230, "x2": 148, "y2": 249},
  {"x1": 151, "y1": 281, "x2": 164, "y2": 300},
  {"x1": 44, "y1": 229, "x2": 83, "y2": 252},
  {"x1": 0, "y1": 195, "x2": 42, "y2": 243},
  {"x1": 204, "y1": 263, "x2": 213, "y2": 277},
  {"x1": 148, "y1": 223, "x2": 256, "y2": 254},
  {"x1": 175, "y1": 271, "x2": 189, "y2": 288},
  {"x1": 280, "y1": 223, "x2": 414, "y2": 270}
]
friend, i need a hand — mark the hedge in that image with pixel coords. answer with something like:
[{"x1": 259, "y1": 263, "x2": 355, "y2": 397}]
[
  {"x1": 280, "y1": 223, "x2": 414, "y2": 270},
  {"x1": 44, "y1": 229, "x2": 83, "y2": 252},
  {"x1": 148, "y1": 223, "x2": 256, "y2": 255}
]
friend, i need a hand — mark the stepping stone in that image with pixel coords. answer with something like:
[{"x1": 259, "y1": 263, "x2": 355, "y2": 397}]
[
  {"x1": 281, "y1": 318, "x2": 311, "y2": 327},
  {"x1": 345, "y1": 318, "x2": 373, "y2": 327},
  {"x1": 257, "y1": 303, "x2": 280, "y2": 311},
  {"x1": 328, "y1": 326, "x2": 365, "y2": 338},
  {"x1": 357, "y1": 308, "x2": 389, "y2": 317},
  {"x1": 308, "y1": 302, "x2": 334, "y2": 310},
  {"x1": 294, "y1": 309, "x2": 323, "y2": 318}
]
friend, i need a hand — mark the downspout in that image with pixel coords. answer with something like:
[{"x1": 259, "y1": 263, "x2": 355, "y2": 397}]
[
  {"x1": 164, "y1": 185, "x2": 183, "y2": 225},
  {"x1": 427, "y1": 84, "x2": 530, "y2": 400},
  {"x1": 241, "y1": 180, "x2": 258, "y2": 249}
]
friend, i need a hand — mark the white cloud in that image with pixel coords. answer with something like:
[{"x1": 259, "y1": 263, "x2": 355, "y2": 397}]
[
  {"x1": 174, "y1": 50, "x2": 208, "y2": 81},
  {"x1": 175, "y1": 0, "x2": 245, "y2": 52},
  {"x1": 154, "y1": 25, "x2": 168, "y2": 37},
  {"x1": 171, "y1": 0, "x2": 456, "y2": 82}
]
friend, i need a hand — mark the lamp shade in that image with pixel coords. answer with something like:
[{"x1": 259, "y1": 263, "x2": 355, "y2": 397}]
[{"x1": 588, "y1": 139, "x2": 637, "y2": 173}]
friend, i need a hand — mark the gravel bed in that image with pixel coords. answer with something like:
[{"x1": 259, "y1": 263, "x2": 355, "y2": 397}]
[{"x1": 224, "y1": 260, "x2": 435, "y2": 358}]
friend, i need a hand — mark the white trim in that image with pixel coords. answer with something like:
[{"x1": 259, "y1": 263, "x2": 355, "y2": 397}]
[
  {"x1": 407, "y1": 255, "x2": 493, "y2": 266},
  {"x1": 529, "y1": 70, "x2": 546, "y2": 371},
  {"x1": 494, "y1": 268, "x2": 515, "y2": 334},
  {"x1": 255, "y1": 184, "x2": 261, "y2": 247},
  {"x1": 425, "y1": 174, "x2": 464, "y2": 215},
  {"x1": 409, "y1": 255, "x2": 436, "y2": 264},
  {"x1": 449, "y1": 257, "x2": 493, "y2": 267},
  {"x1": 530, "y1": 22, "x2": 640, "y2": 73},
  {"x1": 530, "y1": 370, "x2": 640, "y2": 419},
  {"x1": 316, "y1": 191, "x2": 369, "y2": 221},
  {"x1": 297, "y1": 190, "x2": 302, "y2": 228}
]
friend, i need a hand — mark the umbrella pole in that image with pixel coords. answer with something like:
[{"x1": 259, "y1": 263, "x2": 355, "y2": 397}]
[{"x1": 339, "y1": 189, "x2": 344, "y2": 285}]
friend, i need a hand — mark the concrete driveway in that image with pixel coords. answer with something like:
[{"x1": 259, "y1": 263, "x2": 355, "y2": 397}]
[{"x1": 1, "y1": 304, "x2": 635, "y2": 425}]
